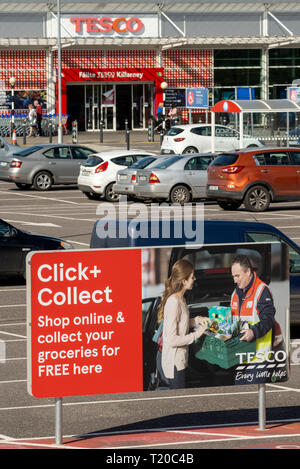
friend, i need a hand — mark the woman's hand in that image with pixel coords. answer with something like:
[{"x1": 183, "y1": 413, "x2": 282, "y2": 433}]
[
  {"x1": 194, "y1": 323, "x2": 207, "y2": 339},
  {"x1": 195, "y1": 316, "x2": 211, "y2": 328}
]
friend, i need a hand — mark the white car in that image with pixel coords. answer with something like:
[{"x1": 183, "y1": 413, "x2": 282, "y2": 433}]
[
  {"x1": 77, "y1": 150, "x2": 156, "y2": 202},
  {"x1": 161, "y1": 124, "x2": 264, "y2": 155}
]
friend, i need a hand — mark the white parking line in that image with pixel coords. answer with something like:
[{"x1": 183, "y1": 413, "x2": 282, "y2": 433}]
[
  {"x1": 0, "y1": 191, "x2": 80, "y2": 205},
  {"x1": 0, "y1": 331, "x2": 26, "y2": 339}
]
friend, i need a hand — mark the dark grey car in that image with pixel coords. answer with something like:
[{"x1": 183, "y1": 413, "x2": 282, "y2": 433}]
[{"x1": 0, "y1": 144, "x2": 96, "y2": 190}]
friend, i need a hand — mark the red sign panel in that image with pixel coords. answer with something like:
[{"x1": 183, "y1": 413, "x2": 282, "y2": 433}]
[
  {"x1": 27, "y1": 249, "x2": 143, "y2": 398},
  {"x1": 62, "y1": 68, "x2": 163, "y2": 83}
]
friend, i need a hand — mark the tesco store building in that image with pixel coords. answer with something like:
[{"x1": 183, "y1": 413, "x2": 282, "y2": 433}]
[{"x1": 1, "y1": 0, "x2": 300, "y2": 131}]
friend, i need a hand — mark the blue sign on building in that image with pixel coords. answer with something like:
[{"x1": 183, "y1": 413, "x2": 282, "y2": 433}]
[{"x1": 186, "y1": 88, "x2": 209, "y2": 108}]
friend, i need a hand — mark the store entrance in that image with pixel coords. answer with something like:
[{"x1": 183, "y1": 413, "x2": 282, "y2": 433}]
[{"x1": 67, "y1": 83, "x2": 154, "y2": 131}]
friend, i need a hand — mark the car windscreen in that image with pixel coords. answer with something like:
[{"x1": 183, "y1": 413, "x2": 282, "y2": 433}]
[
  {"x1": 82, "y1": 156, "x2": 104, "y2": 167},
  {"x1": 130, "y1": 157, "x2": 156, "y2": 169},
  {"x1": 209, "y1": 154, "x2": 239, "y2": 167},
  {"x1": 12, "y1": 146, "x2": 43, "y2": 157},
  {"x1": 165, "y1": 128, "x2": 184, "y2": 136},
  {"x1": 152, "y1": 156, "x2": 182, "y2": 169}
]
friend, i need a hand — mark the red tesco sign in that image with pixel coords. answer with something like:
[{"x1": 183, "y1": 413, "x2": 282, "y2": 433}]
[
  {"x1": 70, "y1": 17, "x2": 144, "y2": 34},
  {"x1": 27, "y1": 249, "x2": 143, "y2": 398}
]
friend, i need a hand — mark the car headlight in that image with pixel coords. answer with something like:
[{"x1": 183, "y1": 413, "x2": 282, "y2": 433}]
[{"x1": 60, "y1": 241, "x2": 73, "y2": 250}]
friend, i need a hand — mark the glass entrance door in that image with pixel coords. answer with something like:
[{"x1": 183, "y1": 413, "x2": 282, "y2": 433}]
[
  {"x1": 132, "y1": 84, "x2": 153, "y2": 129},
  {"x1": 85, "y1": 83, "x2": 154, "y2": 130},
  {"x1": 85, "y1": 84, "x2": 115, "y2": 130}
]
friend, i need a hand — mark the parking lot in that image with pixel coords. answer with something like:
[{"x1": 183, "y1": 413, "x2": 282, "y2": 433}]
[{"x1": 0, "y1": 176, "x2": 300, "y2": 449}]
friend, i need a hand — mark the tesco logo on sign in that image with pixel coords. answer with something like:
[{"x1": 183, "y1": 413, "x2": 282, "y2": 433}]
[{"x1": 70, "y1": 17, "x2": 144, "y2": 34}]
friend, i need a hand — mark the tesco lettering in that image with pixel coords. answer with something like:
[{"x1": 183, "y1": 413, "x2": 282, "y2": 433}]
[{"x1": 70, "y1": 17, "x2": 143, "y2": 34}]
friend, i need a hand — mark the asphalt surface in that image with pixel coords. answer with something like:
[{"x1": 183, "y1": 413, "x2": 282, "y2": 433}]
[{"x1": 0, "y1": 132, "x2": 299, "y2": 450}]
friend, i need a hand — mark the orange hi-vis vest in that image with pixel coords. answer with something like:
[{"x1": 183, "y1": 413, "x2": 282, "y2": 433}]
[
  {"x1": 231, "y1": 271, "x2": 267, "y2": 323},
  {"x1": 231, "y1": 271, "x2": 273, "y2": 360}
]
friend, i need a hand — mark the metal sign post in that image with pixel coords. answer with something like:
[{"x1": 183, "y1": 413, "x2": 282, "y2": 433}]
[
  {"x1": 258, "y1": 384, "x2": 266, "y2": 430},
  {"x1": 55, "y1": 397, "x2": 63, "y2": 445}
]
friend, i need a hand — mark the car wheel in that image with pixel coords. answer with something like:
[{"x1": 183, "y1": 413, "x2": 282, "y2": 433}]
[
  {"x1": 15, "y1": 183, "x2": 31, "y2": 190},
  {"x1": 105, "y1": 182, "x2": 120, "y2": 202},
  {"x1": 83, "y1": 192, "x2": 101, "y2": 200},
  {"x1": 170, "y1": 185, "x2": 191, "y2": 204},
  {"x1": 217, "y1": 201, "x2": 242, "y2": 210},
  {"x1": 182, "y1": 146, "x2": 198, "y2": 154},
  {"x1": 244, "y1": 185, "x2": 271, "y2": 212},
  {"x1": 32, "y1": 171, "x2": 53, "y2": 191},
  {"x1": 246, "y1": 144, "x2": 259, "y2": 148}
]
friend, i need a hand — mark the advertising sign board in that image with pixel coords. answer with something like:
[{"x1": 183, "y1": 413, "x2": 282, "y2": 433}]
[
  {"x1": 27, "y1": 242, "x2": 289, "y2": 399},
  {"x1": 165, "y1": 89, "x2": 186, "y2": 108},
  {"x1": 288, "y1": 87, "x2": 300, "y2": 101},
  {"x1": 186, "y1": 88, "x2": 209, "y2": 109}
]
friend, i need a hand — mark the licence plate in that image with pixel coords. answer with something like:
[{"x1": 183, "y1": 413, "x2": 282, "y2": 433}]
[
  {"x1": 119, "y1": 175, "x2": 127, "y2": 180},
  {"x1": 0, "y1": 161, "x2": 7, "y2": 167},
  {"x1": 81, "y1": 169, "x2": 91, "y2": 176},
  {"x1": 139, "y1": 175, "x2": 147, "y2": 181},
  {"x1": 208, "y1": 185, "x2": 219, "y2": 190}
]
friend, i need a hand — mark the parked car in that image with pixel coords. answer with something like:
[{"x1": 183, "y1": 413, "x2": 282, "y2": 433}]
[
  {"x1": 0, "y1": 144, "x2": 96, "y2": 191},
  {"x1": 133, "y1": 154, "x2": 216, "y2": 204},
  {"x1": 0, "y1": 218, "x2": 72, "y2": 278},
  {"x1": 90, "y1": 218, "x2": 300, "y2": 326},
  {"x1": 161, "y1": 124, "x2": 264, "y2": 155},
  {"x1": 206, "y1": 147, "x2": 300, "y2": 212},
  {"x1": 77, "y1": 150, "x2": 156, "y2": 202},
  {"x1": 113, "y1": 155, "x2": 171, "y2": 198}
]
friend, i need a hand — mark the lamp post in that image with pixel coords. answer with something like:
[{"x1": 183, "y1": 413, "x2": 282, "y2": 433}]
[
  {"x1": 57, "y1": 0, "x2": 63, "y2": 144},
  {"x1": 160, "y1": 81, "x2": 168, "y2": 145},
  {"x1": 9, "y1": 76, "x2": 16, "y2": 138}
]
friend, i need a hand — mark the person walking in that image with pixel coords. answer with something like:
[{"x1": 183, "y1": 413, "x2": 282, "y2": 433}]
[
  {"x1": 34, "y1": 100, "x2": 42, "y2": 136},
  {"x1": 27, "y1": 104, "x2": 38, "y2": 137},
  {"x1": 157, "y1": 259, "x2": 209, "y2": 389}
]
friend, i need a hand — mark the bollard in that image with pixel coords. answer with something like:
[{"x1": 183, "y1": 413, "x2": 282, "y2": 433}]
[
  {"x1": 160, "y1": 129, "x2": 164, "y2": 147},
  {"x1": 148, "y1": 118, "x2": 154, "y2": 142},
  {"x1": 100, "y1": 120, "x2": 103, "y2": 143},
  {"x1": 72, "y1": 120, "x2": 78, "y2": 144},
  {"x1": 22, "y1": 120, "x2": 26, "y2": 145},
  {"x1": 125, "y1": 119, "x2": 130, "y2": 150},
  {"x1": 49, "y1": 119, "x2": 53, "y2": 144}
]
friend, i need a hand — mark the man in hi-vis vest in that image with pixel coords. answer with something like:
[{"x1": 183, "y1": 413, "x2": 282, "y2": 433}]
[{"x1": 230, "y1": 254, "x2": 276, "y2": 350}]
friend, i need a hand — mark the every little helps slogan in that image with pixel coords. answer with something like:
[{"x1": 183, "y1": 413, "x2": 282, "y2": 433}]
[{"x1": 27, "y1": 249, "x2": 143, "y2": 398}]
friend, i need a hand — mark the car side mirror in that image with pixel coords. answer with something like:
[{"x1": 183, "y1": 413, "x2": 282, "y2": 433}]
[{"x1": 0, "y1": 140, "x2": 4, "y2": 149}]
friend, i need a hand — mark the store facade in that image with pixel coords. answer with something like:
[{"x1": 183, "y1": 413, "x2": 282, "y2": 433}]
[{"x1": 1, "y1": 1, "x2": 300, "y2": 131}]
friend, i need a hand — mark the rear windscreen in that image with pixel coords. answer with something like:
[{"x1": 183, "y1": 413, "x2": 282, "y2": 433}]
[
  {"x1": 209, "y1": 154, "x2": 239, "y2": 167},
  {"x1": 165, "y1": 128, "x2": 184, "y2": 136},
  {"x1": 152, "y1": 156, "x2": 181, "y2": 169},
  {"x1": 13, "y1": 146, "x2": 43, "y2": 157},
  {"x1": 82, "y1": 156, "x2": 104, "y2": 167},
  {"x1": 130, "y1": 157, "x2": 156, "y2": 169}
]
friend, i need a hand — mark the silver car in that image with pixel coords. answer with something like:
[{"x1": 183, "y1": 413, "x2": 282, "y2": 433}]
[
  {"x1": 0, "y1": 144, "x2": 96, "y2": 190},
  {"x1": 113, "y1": 155, "x2": 170, "y2": 198},
  {"x1": 133, "y1": 154, "x2": 217, "y2": 203}
]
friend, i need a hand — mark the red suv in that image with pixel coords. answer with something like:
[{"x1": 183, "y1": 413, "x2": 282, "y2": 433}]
[{"x1": 206, "y1": 147, "x2": 300, "y2": 212}]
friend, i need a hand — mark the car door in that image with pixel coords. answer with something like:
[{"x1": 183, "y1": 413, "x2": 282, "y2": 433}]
[
  {"x1": 289, "y1": 150, "x2": 300, "y2": 194},
  {"x1": 215, "y1": 126, "x2": 237, "y2": 151},
  {"x1": 42, "y1": 146, "x2": 75, "y2": 183},
  {"x1": 71, "y1": 147, "x2": 95, "y2": 179},
  {"x1": 253, "y1": 150, "x2": 296, "y2": 196},
  {"x1": 0, "y1": 222, "x2": 22, "y2": 275},
  {"x1": 184, "y1": 156, "x2": 211, "y2": 197}
]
